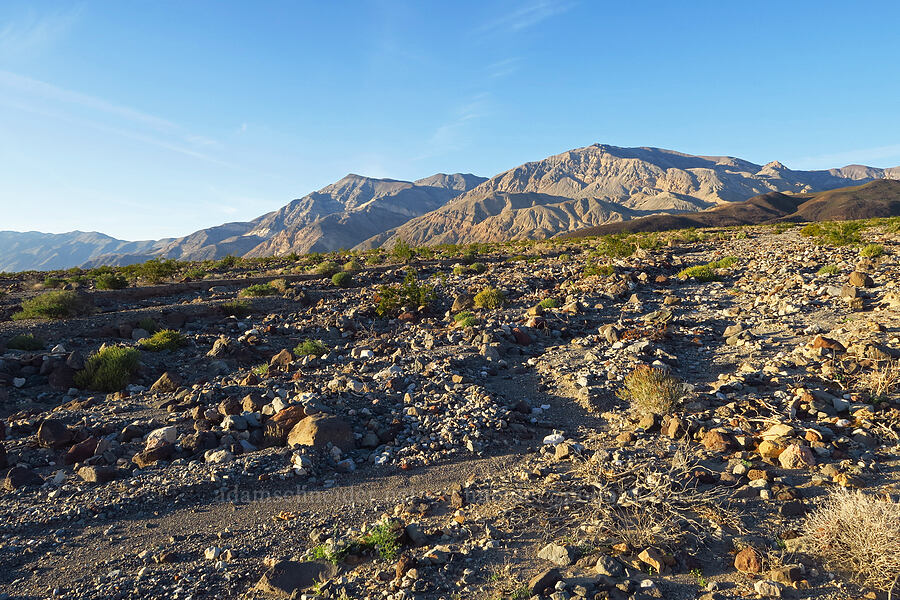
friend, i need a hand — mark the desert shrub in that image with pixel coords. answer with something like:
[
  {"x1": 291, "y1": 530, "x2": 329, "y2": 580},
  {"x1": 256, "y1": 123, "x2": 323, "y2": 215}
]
[
  {"x1": 136, "y1": 258, "x2": 179, "y2": 283},
  {"x1": 375, "y1": 271, "x2": 436, "y2": 317},
  {"x1": 138, "y1": 329, "x2": 186, "y2": 352},
  {"x1": 313, "y1": 261, "x2": 340, "y2": 276},
  {"x1": 817, "y1": 264, "x2": 840, "y2": 276},
  {"x1": 252, "y1": 363, "x2": 269, "y2": 376},
  {"x1": 452, "y1": 265, "x2": 467, "y2": 276},
  {"x1": 343, "y1": 259, "x2": 362, "y2": 272},
  {"x1": 391, "y1": 239, "x2": 415, "y2": 263},
  {"x1": 137, "y1": 317, "x2": 158, "y2": 333},
  {"x1": 539, "y1": 298, "x2": 559, "y2": 309},
  {"x1": 239, "y1": 283, "x2": 276, "y2": 298},
  {"x1": 213, "y1": 255, "x2": 240, "y2": 270},
  {"x1": 677, "y1": 257, "x2": 737, "y2": 282},
  {"x1": 219, "y1": 300, "x2": 251, "y2": 318},
  {"x1": 710, "y1": 256, "x2": 737, "y2": 269},
  {"x1": 6, "y1": 334, "x2": 44, "y2": 351},
  {"x1": 12, "y1": 291, "x2": 92, "y2": 320},
  {"x1": 184, "y1": 267, "x2": 207, "y2": 280},
  {"x1": 595, "y1": 234, "x2": 637, "y2": 258},
  {"x1": 584, "y1": 264, "x2": 615, "y2": 277},
  {"x1": 43, "y1": 277, "x2": 66, "y2": 288},
  {"x1": 469, "y1": 262, "x2": 487, "y2": 274},
  {"x1": 331, "y1": 272, "x2": 352, "y2": 287},
  {"x1": 74, "y1": 346, "x2": 140, "y2": 392},
  {"x1": 859, "y1": 243, "x2": 884, "y2": 258},
  {"x1": 854, "y1": 359, "x2": 900, "y2": 401},
  {"x1": 803, "y1": 489, "x2": 900, "y2": 591},
  {"x1": 364, "y1": 252, "x2": 384, "y2": 265},
  {"x1": 294, "y1": 339, "x2": 328, "y2": 357},
  {"x1": 95, "y1": 273, "x2": 128, "y2": 290},
  {"x1": 771, "y1": 222, "x2": 797, "y2": 234},
  {"x1": 618, "y1": 365, "x2": 685, "y2": 414},
  {"x1": 269, "y1": 278, "x2": 289, "y2": 293},
  {"x1": 360, "y1": 520, "x2": 402, "y2": 562},
  {"x1": 453, "y1": 311, "x2": 477, "y2": 328},
  {"x1": 473, "y1": 287, "x2": 505, "y2": 309},
  {"x1": 801, "y1": 221, "x2": 864, "y2": 246}
]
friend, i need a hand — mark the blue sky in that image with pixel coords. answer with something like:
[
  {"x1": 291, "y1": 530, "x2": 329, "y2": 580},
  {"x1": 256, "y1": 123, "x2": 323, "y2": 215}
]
[{"x1": 1, "y1": 1, "x2": 899, "y2": 240}]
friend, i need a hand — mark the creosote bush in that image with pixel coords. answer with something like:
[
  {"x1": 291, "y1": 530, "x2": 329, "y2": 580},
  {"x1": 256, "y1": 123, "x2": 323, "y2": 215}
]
[
  {"x1": 6, "y1": 334, "x2": 44, "y2": 351},
  {"x1": 375, "y1": 270, "x2": 436, "y2": 317},
  {"x1": 313, "y1": 261, "x2": 340, "y2": 276},
  {"x1": 859, "y1": 243, "x2": 884, "y2": 258},
  {"x1": 12, "y1": 290, "x2": 92, "y2": 320},
  {"x1": 239, "y1": 283, "x2": 276, "y2": 298},
  {"x1": 294, "y1": 339, "x2": 328, "y2": 357},
  {"x1": 94, "y1": 273, "x2": 128, "y2": 290},
  {"x1": 803, "y1": 489, "x2": 900, "y2": 591},
  {"x1": 74, "y1": 346, "x2": 140, "y2": 392},
  {"x1": 474, "y1": 287, "x2": 505, "y2": 309},
  {"x1": 618, "y1": 365, "x2": 685, "y2": 415},
  {"x1": 331, "y1": 271, "x2": 352, "y2": 287},
  {"x1": 138, "y1": 329, "x2": 186, "y2": 352},
  {"x1": 219, "y1": 300, "x2": 251, "y2": 318}
]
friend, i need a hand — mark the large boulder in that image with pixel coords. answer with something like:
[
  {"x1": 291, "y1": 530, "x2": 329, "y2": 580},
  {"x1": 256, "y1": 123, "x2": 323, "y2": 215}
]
[
  {"x1": 3, "y1": 466, "x2": 42, "y2": 490},
  {"x1": 63, "y1": 437, "x2": 100, "y2": 465},
  {"x1": 265, "y1": 405, "x2": 307, "y2": 445},
  {"x1": 255, "y1": 560, "x2": 337, "y2": 598},
  {"x1": 36, "y1": 419, "x2": 73, "y2": 449},
  {"x1": 150, "y1": 371, "x2": 182, "y2": 393},
  {"x1": 287, "y1": 414, "x2": 353, "y2": 451}
]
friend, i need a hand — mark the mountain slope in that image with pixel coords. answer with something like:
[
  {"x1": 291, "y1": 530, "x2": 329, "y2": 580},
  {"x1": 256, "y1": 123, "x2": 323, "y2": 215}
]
[
  {"x1": 365, "y1": 144, "x2": 900, "y2": 248},
  {"x1": 0, "y1": 231, "x2": 170, "y2": 272},
  {"x1": 558, "y1": 179, "x2": 900, "y2": 237}
]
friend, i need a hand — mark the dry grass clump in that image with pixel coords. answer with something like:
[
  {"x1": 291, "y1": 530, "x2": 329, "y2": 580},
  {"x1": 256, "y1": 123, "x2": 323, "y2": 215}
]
[
  {"x1": 618, "y1": 365, "x2": 685, "y2": 414},
  {"x1": 803, "y1": 489, "x2": 900, "y2": 592},
  {"x1": 855, "y1": 359, "x2": 900, "y2": 401}
]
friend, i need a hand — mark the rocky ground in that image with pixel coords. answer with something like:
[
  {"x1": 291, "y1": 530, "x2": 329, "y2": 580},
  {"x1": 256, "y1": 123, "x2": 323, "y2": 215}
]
[{"x1": 0, "y1": 225, "x2": 898, "y2": 600}]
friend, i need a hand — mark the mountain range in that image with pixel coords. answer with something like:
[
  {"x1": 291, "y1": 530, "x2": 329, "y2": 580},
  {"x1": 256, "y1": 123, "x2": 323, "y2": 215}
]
[{"x1": 2, "y1": 144, "x2": 899, "y2": 272}]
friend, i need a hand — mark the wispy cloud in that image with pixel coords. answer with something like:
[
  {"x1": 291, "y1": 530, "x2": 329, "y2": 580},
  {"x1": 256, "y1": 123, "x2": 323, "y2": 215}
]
[
  {"x1": 476, "y1": 0, "x2": 574, "y2": 36},
  {"x1": 486, "y1": 57, "x2": 521, "y2": 78},
  {"x1": 0, "y1": 6, "x2": 82, "y2": 58},
  {"x1": 788, "y1": 144, "x2": 900, "y2": 170},
  {"x1": 418, "y1": 93, "x2": 491, "y2": 160}
]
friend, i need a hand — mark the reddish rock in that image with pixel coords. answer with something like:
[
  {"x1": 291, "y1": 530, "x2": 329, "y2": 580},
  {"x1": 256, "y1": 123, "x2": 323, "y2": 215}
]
[
  {"x1": 778, "y1": 444, "x2": 816, "y2": 470},
  {"x1": 132, "y1": 443, "x2": 174, "y2": 468},
  {"x1": 269, "y1": 349, "x2": 294, "y2": 369},
  {"x1": 734, "y1": 547, "x2": 762, "y2": 573},
  {"x1": 218, "y1": 397, "x2": 242, "y2": 416},
  {"x1": 287, "y1": 414, "x2": 353, "y2": 451},
  {"x1": 63, "y1": 437, "x2": 99, "y2": 465},
  {"x1": 36, "y1": 419, "x2": 73, "y2": 449},
  {"x1": 811, "y1": 335, "x2": 845, "y2": 353},
  {"x1": 512, "y1": 327, "x2": 533, "y2": 346},
  {"x1": 701, "y1": 430, "x2": 733, "y2": 452}
]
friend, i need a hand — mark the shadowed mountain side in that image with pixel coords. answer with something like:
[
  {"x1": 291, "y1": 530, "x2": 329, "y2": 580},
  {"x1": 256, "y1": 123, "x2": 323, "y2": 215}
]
[{"x1": 558, "y1": 179, "x2": 900, "y2": 238}]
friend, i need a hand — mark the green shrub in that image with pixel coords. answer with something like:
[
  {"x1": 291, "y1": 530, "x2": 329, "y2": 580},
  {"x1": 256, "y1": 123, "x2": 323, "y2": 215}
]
[
  {"x1": 360, "y1": 520, "x2": 402, "y2": 562},
  {"x1": 332, "y1": 272, "x2": 352, "y2": 287},
  {"x1": 6, "y1": 334, "x2": 44, "y2": 351},
  {"x1": 596, "y1": 234, "x2": 637, "y2": 258},
  {"x1": 74, "y1": 346, "x2": 140, "y2": 392},
  {"x1": 12, "y1": 291, "x2": 92, "y2": 320},
  {"x1": 313, "y1": 261, "x2": 340, "y2": 276},
  {"x1": 294, "y1": 339, "x2": 328, "y2": 357},
  {"x1": 473, "y1": 287, "x2": 505, "y2": 309},
  {"x1": 391, "y1": 239, "x2": 414, "y2": 263},
  {"x1": 539, "y1": 298, "x2": 559, "y2": 309},
  {"x1": 239, "y1": 283, "x2": 276, "y2": 298},
  {"x1": 213, "y1": 255, "x2": 240, "y2": 270},
  {"x1": 95, "y1": 273, "x2": 128, "y2": 290},
  {"x1": 219, "y1": 300, "x2": 251, "y2": 318},
  {"x1": 859, "y1": 244, "x2": 884, "y2": 258},
  {"x1": 453, "y1": 311, "x2": 477, "y2": 327},
  {"x1": 43, "y1": 277, "x2": 66, "y2": 288},
  {"x1": 135, "y1": 258, "x2": 179, "y2": 283},
  {"x1": 269, "y1": 278, "x2": 289, "y2": 293},
  {"x1": 138, "y1": 329, "x2": 186, "y2": 352},
  {"x1": 801, "y1": 221, "x2": 865, "y2": 246},
  {"x1": 184, "y1": 267, "x2": 207, "y2": 280},
  {"x1": 618, "y1": 365, "x2": 685, "y2": 415},
  {"x1": 817, "y1": 264, "x2": 840, "y2": 276},
  {"x1": 584, "y1": 264, "x2": 615, "y2": 277},
  {"x1": 452, "y1": 265, "x2": 467, "y2": 276},
  {"x1": 252, "y1": 363, "x2": 269, "y2": 376},
  {"x1": 676, "y1": 265, "x2": 717, "y2": 282},
  {"x1": 375, "y1": 271, "x2": 436, "y2": 317},
  {"x1": 469, "y1": 262, "x2": 487, "y2": 274},
  {"x1": 137, "y1": 317, "x2": 158, "y2": 333},
  {"x1": 343, "y1": 259, "x2": 362, "y2": 272}
]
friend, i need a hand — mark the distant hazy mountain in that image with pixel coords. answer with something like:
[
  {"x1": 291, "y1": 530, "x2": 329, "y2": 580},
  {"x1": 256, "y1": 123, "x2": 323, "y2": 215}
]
[
  {"x1": 558, "y1": 179, "x2": 900, "y2": 238},
  {"x1": 80, "y1": 172, "x2": 485, "y2": 268},
  {"x1": 363, "y1": 144, "x2": 900, "y2": 248},
  {"x1": 0, "y1": 231, "x2": 170, "y2": 272}
]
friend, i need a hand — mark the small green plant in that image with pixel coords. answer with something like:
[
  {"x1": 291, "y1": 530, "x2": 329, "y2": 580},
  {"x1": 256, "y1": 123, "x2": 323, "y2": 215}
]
[
  {"x1": 539, "y1": 298, "x2": 559, "y2": 309},
  {"x1": 42, "y1": 277, "x2": 66, "y2": 288},
  {"x1": 453, "y1": 311, "x2": 477, "y2": 328},
  {"x1": 817, "y1": 264, "x2": 840, "y2": 276},
  {"x1": 137, "y1": 317, "x2": 158, "y2": 333},
  {"x1": 138, "y1": 329, "x2": 186, "y2": 352},
  {"x1": 375, "y1": 270, "x2": 436, "y2": 317},
  {"x1": 801, "y1": 221, "x2": 865, "y2": 246},
  {"x1": 618, "y1": 365, "x2": 685, "y2": 414},
  {"x1": 343, "y1": 259, "x2": 362, "y2": 272},
  {"x1": 469, "y1": 262, "x2": 487, "y2": 274},
  {"x1": 12, "y1": 290, "x2": 92, "y2": 320},
  {"x1": 239, "y1": 283, "x2": 276, "y2": 297},
  {"x1": 313, "y1": 260, "x2": 340, "y2": 276},
  {"x1": 452, "y1": 265, "x2": 467, "y2": 276},
  {"x1": 361, "y1": 520, "x2": 402, "y2": 562},
  {"x1": 474, "y1": 287, "x2": 505, "y2": 309},
  {"x1": 213, "y1": 255, "x2": 240, "y2": 270},
  {"x1": 391, "y1": 239, "x2": 415, "y2": 263},
  {"x1": 184, "y1": 267, "x2": 207, "y2": 280},
  {"x1": 135, "y1": 258, "x2": 179, "y2": 283},
  {"x1": 219, "y1": 300, "x2": 252, "y2": 318},
  {"x1": 771, "y1": 221, "x2": 797, "y2": 234},
  {"x1": 584, "y1": 263, "x2": 615, "y2": 277},
  {"x1": 331, "y1": 271, "x2": 352, "y2": 287},
  {"x1": 74, "y1": 346, "x2": 141, "y2": 392},
  {"x1": 310, "y1": 543, "x2": 348, "y2": 566},
  {"x1": 94, "y1": 273, "x2": 128, "y2": 290},
  {"x1": 294, "y1": 338, "x2": 328, "y2": 357},
  {"x1": 252, "y1": 363, "x2": 269, "y2": 376},
  {"x1": 6, "y1": 334, "x2": 45, "y2": 351},
  {"x1": 690, "y1": 568, "x2": 708, "y2": 587},
  {"x1": 859, "y1": 243, "x2": 884, "y2": 258}
]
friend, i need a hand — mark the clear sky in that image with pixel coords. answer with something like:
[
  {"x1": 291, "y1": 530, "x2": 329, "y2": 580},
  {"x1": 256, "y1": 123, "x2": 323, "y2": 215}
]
[{"x1": 1, "y1": 1, "x2": 899, "y2": 240}]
